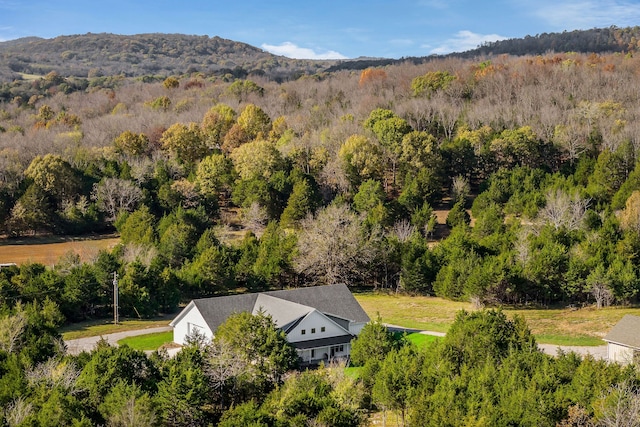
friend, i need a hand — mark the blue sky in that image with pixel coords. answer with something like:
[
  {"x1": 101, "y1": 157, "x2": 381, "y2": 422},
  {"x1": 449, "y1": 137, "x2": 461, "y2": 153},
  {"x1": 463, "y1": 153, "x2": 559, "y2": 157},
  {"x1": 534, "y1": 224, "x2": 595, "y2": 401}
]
[{"x1": 1, "y1": 0, "x2": 639, "y2": 59}]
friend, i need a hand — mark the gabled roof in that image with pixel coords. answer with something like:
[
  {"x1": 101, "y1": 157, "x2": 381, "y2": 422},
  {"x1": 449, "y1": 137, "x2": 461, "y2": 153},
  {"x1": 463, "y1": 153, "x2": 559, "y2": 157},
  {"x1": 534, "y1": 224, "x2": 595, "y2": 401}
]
[
  {"x1": 262, "y1": 284, "x2": 370, "y2": 324},
  {"x1": 252, "y1": 294, "x2": 314, "y2": 330},
  {"x1": 604, "y1": 314, "x2": 640, "y2": 349},
  {"x1": 175, "y1": 284, "x2": 369, "y2": 334}
]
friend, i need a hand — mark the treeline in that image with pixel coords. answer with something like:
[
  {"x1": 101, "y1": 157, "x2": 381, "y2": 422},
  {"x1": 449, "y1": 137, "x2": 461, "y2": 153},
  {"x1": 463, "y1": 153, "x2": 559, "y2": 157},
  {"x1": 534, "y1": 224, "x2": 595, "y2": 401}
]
[
  {"x1": 0, "y1": 51, "x2": 639, "y2": 318},
  {"x1": 1, "y1": 303, "x2": 639, "y2": 426},
  {"x1": 457, "y1": 26, "x2": 640, "y2": 58}
]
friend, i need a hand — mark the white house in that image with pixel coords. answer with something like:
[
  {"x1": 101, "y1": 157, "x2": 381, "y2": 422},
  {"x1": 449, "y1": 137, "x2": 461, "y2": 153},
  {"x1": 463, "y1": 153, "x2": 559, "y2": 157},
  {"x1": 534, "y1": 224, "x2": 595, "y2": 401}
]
[
  {"x1": 603, "y1": 314, "x2": 640, "y2": 365},
  {"x1": 169, "y1": 284, "x2": 370, "y2": 364}
]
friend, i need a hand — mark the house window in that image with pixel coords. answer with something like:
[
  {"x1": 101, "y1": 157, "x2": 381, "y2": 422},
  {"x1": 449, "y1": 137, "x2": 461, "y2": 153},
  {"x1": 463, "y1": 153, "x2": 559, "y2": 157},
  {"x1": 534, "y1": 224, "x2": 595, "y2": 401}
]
[
  {"x1": 311, "y1": 349, "x2": 315, "y2": 358},
  {"x1": 301, "y1": 329, "x2": 306, "y2": 335},
  {"x1": 321, "y1": 326, "x2": 325, "y2": 332},
  {"x1": 311, "y1": 328, "x2": 316, "y2": 334}
]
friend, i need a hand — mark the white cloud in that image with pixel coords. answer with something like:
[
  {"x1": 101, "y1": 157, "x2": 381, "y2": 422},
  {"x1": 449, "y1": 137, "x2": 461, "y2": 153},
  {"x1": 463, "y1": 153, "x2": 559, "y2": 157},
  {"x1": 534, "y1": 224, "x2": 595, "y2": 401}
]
[
  {"x1": 531, "y1": 0, "x2": 640, "y2": 29},
  {"x1": 428, "y1": 30, "x2": 507, "y2": 54},
  {"x1": 261, "y1": 42, "x2": 348, "y2": 60}
]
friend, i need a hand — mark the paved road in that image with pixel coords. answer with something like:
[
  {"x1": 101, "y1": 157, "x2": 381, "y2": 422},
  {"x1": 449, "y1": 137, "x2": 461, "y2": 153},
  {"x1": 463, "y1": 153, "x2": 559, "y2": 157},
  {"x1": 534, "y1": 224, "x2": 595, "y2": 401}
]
[
  {"x1": 538, "y1": 343, "x2": 607, "y2": 359},
  {"x1": 65, "y1": 326, "x2": 172, "y2": 355}
]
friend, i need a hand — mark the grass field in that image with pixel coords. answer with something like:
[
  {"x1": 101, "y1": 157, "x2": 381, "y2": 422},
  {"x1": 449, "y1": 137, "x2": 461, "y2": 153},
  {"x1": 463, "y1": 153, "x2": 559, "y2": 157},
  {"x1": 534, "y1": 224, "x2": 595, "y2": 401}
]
[
  {"x1": 61, "y1": 317, "x2": 172, "y2": 340},
  {"x1": 355, "y1": 293, "x2": 640, "y2": 346},
  {"x1": 117, "y1": 331, "x2": 174, "y2": 350},
  {"x1": 0, "y1": 235, "x2": 119, "y2": 266}
]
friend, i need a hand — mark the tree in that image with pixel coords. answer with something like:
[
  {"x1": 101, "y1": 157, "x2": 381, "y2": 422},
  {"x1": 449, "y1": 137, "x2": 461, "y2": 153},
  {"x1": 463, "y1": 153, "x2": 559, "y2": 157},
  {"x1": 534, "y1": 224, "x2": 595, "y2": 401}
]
[
  {"x1": 98, "y1": 381, "x2": 156, "y2": 427},
  {"x1": 364, "y1": 109, "x2": 412, "y2": 187},
  {"x1": 350, "y1": 317, "x2": 399, "y2": 367},
  {"x1": 194, "y1": 153, "x2": 234, "y2": 200},
  {"x1": 446, "y1": 200, "x2": 471, "y2": 228},
  {"x1": 163, "y1": 76, "x2": 179, "y2": 89},
  {"x1": 279, "y1": 178, "x2": 320, "y2": 228},
  {"x1": 117, "y1": 206, "x2": 156, "y2": 246},
  {"x1": 295, "y1": 203, "x2": 376, "y2": 285},
  {"x1": 237, "y1": 104, "x2": 271, "y2": 140},
  {"x1": 338, "y1": 134, "x2": 384, "y2": 188},
  {"x1": 160, "y1": 122, "x2": 208, "y2": 164},
  {"x1": 24, "y1": 154, "x2": 80, "y2": 203},
  {"x1": 201, "y1": 104, "x2": 236, "y2": 148},
  {"x1": 411, "y1": 70, "x2": 455, "y2": 97},
  {"x1": 538, "y1": 189, "x2": 589, "y2": 231},
  {"x1": 214, "y1": 311, "x2": 298, "y2": 385},
  {"x1": 373, "y1": 345, "x2": 422, "y2": 425},
  {"x1": 230, "y1": 139, "x2": 283, "y2": 180},
  {"x1": 92, "y1": 178, "x2": 143, "y2": 223},
  {"x1": 440, "y1": 309, "x2": 537, "y2": 371},
  {"x1": 7, "y1": 185, "x2": 55, "y2": 235},
  {"x1": 113, "y1": 131, "x2": 149, "y2": 156},
  {"x1": 619, "y1": 191, "x2": 640, "y2": 234}
]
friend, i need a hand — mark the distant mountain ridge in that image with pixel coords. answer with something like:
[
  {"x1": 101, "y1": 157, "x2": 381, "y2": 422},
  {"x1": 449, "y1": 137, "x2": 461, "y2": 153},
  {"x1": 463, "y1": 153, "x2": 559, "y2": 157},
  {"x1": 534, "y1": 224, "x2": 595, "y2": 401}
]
[
  {"x1": 0, "y1": 32, "x2": 334, "y2": 81},
  {"x1": 0, "y1": 27, "x2": 639, "y2": 81}
]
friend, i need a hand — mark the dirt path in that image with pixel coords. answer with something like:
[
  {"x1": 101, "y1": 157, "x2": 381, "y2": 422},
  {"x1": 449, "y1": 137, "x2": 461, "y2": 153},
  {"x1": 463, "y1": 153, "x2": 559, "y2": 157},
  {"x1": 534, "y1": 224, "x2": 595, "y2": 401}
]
[{"x1": 65, "y1": 326, "x2": 172, "y2": 355}]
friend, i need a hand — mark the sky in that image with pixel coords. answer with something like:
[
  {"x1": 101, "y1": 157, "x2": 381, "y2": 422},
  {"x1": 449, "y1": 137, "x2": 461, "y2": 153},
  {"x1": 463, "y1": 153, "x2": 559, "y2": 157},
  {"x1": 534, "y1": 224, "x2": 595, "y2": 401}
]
[{"x1": 1, "y1": 0, "x2": 640, "y2": 59}]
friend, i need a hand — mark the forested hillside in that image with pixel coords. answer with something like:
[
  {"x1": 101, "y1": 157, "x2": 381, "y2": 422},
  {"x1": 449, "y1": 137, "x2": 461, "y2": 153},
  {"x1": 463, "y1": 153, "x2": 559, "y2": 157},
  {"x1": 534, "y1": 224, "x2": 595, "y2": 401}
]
[
  {"x1": 1, "y1": 31, "x2": 640, "y2": 426},
  {"x1": 0, "y1": 33, "x2": 334, "y2": 81},
  {"x1": 1, "y1": 50, "x2": 640, "y2": 312}
]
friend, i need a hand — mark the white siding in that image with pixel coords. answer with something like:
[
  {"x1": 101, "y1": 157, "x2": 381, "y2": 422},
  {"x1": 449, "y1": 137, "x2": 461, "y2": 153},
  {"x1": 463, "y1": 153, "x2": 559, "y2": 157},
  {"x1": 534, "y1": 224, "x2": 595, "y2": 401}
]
[
  {"x1": 608, "y1": 342, "x2": 637, "y2": 365},
  {"x1": 172, "y1": 306, "x2": 212, "y2": 345},
  {"x1": 349, "y1": 322, "x2": 367, "y2": 336},
  {"x1": 287, "y1": 310, "x2": 350, "y2": 343}
]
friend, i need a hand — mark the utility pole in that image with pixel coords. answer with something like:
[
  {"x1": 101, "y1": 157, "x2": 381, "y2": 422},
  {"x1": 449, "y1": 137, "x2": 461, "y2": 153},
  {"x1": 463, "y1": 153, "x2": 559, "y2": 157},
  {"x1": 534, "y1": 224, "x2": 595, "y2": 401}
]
[{"x1": 113, "y1": 272, "x2": 119, "y2": 325}]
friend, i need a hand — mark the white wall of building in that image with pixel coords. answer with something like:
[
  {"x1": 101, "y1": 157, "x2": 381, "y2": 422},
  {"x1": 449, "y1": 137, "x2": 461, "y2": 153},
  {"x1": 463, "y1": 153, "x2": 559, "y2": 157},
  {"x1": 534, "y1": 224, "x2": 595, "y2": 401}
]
[
  {"x1": 607, "y1": 342, "x2": 637, "y2": 365},
  {"x1": 349, "y1": 322, "x2": 367, "y2": 336},
  {"x1": 287, "y1": 310, "x2": 350, "y2": 343},
  {"x1": 172, "y1": 305, "x2": 212, "y2": 345}
]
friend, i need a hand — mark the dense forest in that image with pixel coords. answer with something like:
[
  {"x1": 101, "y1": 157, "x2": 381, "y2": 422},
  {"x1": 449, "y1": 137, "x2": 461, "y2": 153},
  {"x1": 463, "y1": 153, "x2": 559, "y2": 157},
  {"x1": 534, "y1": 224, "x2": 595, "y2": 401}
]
[{"x1": 1, "y1": 28, "x2": 640, "y2": 425}]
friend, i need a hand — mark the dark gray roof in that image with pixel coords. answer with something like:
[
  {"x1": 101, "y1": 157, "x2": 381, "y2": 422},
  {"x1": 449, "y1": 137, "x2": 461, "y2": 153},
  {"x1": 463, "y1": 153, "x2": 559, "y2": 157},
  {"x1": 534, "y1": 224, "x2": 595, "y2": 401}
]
[
  {"x1": 189, "y1": 284, "x2": 369, "y2": 333},
  {"x1": 291, "y1": 334, "x2": 354, "y2": 350},
  {"x1": 192, "y1": 293, "x2": 259, "y2": 332},
  {"x1": 262, "y1": 284, "x2": 370, "y2": 324},
  {"x1": 604, "y1": 314, "x2": 640, "y2": 349}
]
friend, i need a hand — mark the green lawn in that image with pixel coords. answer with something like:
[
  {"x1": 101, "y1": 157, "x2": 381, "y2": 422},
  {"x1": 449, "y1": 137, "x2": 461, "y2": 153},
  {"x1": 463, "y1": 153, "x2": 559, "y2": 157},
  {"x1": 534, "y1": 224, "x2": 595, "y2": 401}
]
[
  {"x1": 117, "y1": 331, "x2": 174, "y2": 351},
  {"x1": 355, "y1": 292, "x2": 640, "y2": 346},
  {"x1": 404, "y1": 332, "x2": 441, "y2": 348}
]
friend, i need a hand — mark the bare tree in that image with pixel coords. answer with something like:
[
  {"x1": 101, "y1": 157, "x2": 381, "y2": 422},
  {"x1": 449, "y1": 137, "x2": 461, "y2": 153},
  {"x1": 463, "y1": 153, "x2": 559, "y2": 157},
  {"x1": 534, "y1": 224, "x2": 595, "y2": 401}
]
[
  {"x1": 4, "y1": 397, "x2": 33, "y2": 427},
  {"x1": 538, "y1": 189, "x2": 590, "y2": 231},
  {"x1": 242, "y1": 202, "x2": 268, "y2": 238},
  {"x1": 392, "y1": 219, "x2": 415, "y2": 243},
  {"x1": 587, "y1": 266, "x2": 614, "y2": 309},
  {"x1": 295, "y1": 203, "x2": 374, "y2": 285},
  {"x1": 108, "y1": 397, "x2": 156, "y2": 427},
  {"x1": 451, "y1": 175, "x2": 470, "y2": 205},
  {"x1": 92, "y1": 178, "x2": 143, "y2": 222},
  {"x1": 0, "y1": 309, "x2": 27, "y2": 353},
  {"x1": 205, "y1": 340, "x2": 252, "y2": 406},
  {"x1": 595, "y1": 381, "x2": 640, "y2": 427},
  {"x1": 26, "y1": 359, "x2": 80, "y2": 392}
]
